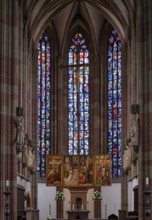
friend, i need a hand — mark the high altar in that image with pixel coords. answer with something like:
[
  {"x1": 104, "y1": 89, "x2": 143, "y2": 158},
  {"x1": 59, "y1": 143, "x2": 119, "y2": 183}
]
[
  {"x1": 47, "y1": 154, "x2": 111, "y2": 219},
  {"x1": 66, "y1": 188, "x2": 90, "y2": 219},
  {"x1": 66, "y1": 210, "x2": 90, "y2": 220}
]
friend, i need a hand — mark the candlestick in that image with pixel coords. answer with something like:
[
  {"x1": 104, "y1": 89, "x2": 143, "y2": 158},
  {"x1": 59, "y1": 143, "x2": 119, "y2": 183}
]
[
  {"x1": 144, "y1": 180, "x2": 152, "y2": 218},
  {"x1": 146, "y1": 177, "x2": 149, "y2": 185},
  {"x1": 49, "y1": 203, "x2": 51, "y2": 216},
  {"x1": 6, "y1": 180, "x2": 9, "y2": 187},
  {"x1": 87, "y1": 201, "x2": 89, "y2": 210},
  {"x1": 3, "y1": 186, "x2": 11, "y2": 220}
]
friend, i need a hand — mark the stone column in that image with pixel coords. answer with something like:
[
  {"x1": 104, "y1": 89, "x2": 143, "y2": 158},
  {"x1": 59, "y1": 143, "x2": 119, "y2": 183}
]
[
  {"x1": 0, "y1": 0, "x2": 20, "y2": 220},
  {"x1": 136, "y1": 1, "x2": 152, "y2": 219}
]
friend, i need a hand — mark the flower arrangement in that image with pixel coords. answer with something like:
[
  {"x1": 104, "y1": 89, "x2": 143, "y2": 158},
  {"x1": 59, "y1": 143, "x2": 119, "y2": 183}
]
[
  {"x1": 55, "y1": 191, "x2": 65, "y2": 200},
  {"x1": 92, "y1": 190, "x2": 102, "y2": 200},
  {"x1": 46, "y1": 215, "x2": 51, "y2": 220}
]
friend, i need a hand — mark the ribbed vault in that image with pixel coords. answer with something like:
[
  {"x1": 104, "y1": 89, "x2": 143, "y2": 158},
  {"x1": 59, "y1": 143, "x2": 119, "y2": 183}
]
[{"x1": 22, "y1": 0, "x2": 135, "y2": 54}]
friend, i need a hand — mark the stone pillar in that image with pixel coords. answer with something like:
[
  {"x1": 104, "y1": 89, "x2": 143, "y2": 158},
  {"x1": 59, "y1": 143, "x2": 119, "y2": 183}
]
[
  {"x1": 136, "y1": 1, "x2": 152, "y2": 219},
  {"x1": 0, "y1": 0, "x2": 19, "y2": 219},
  {"x1": 26, "y1": 208, "x2": 39, "y2": 220},
  {"x1": 119, "y1": 210, "x2": 127, "y2": 220}
]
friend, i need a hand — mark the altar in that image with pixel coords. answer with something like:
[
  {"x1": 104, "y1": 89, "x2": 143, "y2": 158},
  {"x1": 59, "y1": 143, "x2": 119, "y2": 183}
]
[{"x1": 66, "y1": 210, "x2": 90, "y2": 220}]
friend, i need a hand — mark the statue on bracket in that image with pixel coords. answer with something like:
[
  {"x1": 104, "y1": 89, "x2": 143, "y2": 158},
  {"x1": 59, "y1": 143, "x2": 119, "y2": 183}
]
[
  {"x1": 123, "y1": 139, "x2": 132, "y2": 172},
  {"x1": 27, "y1": 140, "x2": 36, "y2": 175},
  {"x1": 123, "y1": 138, "x2": 137, "y2": 173},
  {"x1": 130, "y1": 104, "x2": 140, "y2": 153},
  {"x1": 22, "y1": 134, "x2": 29, "y2": 168},
  {"x1": 15, "y1": 107, "x2": 25, "y2": 154}
]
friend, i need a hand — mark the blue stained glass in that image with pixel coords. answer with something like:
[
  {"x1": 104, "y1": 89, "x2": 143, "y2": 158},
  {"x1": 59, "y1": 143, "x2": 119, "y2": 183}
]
[
  {"x1": 107, "y1": 30, "x2": 122, "y2": 177},
  {"x1": 37, "y1": 32, "x2": 51, "y2": 177},
  {"x1": 68, "y1": 33, "x2": 89, "y2": 155}
]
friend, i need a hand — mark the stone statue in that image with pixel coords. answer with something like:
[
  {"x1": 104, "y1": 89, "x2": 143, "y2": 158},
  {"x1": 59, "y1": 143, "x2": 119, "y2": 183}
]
[
  {"x1": 130, "y1": 113, "x2": 139, "y2": 147},
  {"x1": 27, "y1": 141, "x2": 36, "y2": 174},
  {"x1": 17, "y1": 151, "x2": 22, "y2": 163},
  {"x1": 123, "y1": 139, "x2": 137, "y2": 172},
  {"x1": 123, "y1": 141, "x2": 132, "y2": 171},
  {"x1": 24, "y1": 191, "x2": 31, "y2": 207},
  {"x1": 22, "y1": 134, "x2": 29, "y2": 168},
  {"x1": 15, "y1": 115, "x2": 25, "y2": 153}
]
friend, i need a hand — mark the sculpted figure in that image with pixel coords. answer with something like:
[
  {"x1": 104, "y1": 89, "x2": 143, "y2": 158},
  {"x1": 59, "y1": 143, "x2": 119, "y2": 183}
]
[
  {"x1": 123, "y1": 140, "x2": 132, "y2": 171},
  {"x1": 22, "y1": 134, "x2": 29, "y2": 168},
  {"x1": 130, "y1": 113, "x2": 139, "y2": 146},
  {"x1": 15, "y1": 115, "x2": 25, "y2": 153},
  {"x1": 24, "y1": 191, "x2": 31, "y2": 207},
  {"x1": 123, "y1": 138, "x2": 137, "y2": 172},
  {"x1": 27, "y1": 141, "x2": 36, "y2": 174}
]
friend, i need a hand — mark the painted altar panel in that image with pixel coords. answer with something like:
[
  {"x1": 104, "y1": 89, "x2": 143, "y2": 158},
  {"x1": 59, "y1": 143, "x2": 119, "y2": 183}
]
[
  {"x1": 95, "y1": 154, "x2": 111, "y2": 185},
  {"x1": 79, "y1": 155, "x2": 94, "y2": 187},
  {"x1": 63, "y1": 155, "x2": 79, "y2": 187},
  {"x1": 46, "y1": 155, "x2": 63, "y2": 186},
  {"x1": 46, "y1": 154, "x2": 111, "y2": 186}
]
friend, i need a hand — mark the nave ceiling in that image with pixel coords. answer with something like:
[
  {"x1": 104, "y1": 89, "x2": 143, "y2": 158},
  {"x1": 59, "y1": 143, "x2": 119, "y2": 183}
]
[{"x1": 21, "y1": 0, "x2": 135, "y2": 54}]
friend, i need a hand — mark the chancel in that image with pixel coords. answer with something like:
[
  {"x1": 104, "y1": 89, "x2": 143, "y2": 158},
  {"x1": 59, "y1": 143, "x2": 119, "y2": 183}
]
[{"x1": 1, "y1": 1, "x2": 152, "y2": 220}]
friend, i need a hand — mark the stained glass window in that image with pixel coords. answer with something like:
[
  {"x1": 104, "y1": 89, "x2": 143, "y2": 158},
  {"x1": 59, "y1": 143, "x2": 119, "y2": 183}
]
[
  {"x1": 68, "y1": 33, "x2": 89, "y2": 155},
  {"x1": 37, "y1": 32, "x2": 51, "y2": 177},
  {"x1": 107, "y1": 30, "x2": 122, "y2": 177}
]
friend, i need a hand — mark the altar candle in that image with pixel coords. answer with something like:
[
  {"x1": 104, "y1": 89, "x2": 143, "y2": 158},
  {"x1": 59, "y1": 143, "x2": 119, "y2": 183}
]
[
  {"x1": 49, "y1": 203, "x2": 51, "y2": 216},
  {"x1": 72, "y1": 204, "x2": 74, "y2": 210},
  {"x1": 146, "y1": 177, "x2": 149, "y2": 185},
  {"x1": 87, "y1": 201, "x2": 89, "y2": 209},
  {"x1": 82, "y1": 204, "x2": 83, "y2": 210},
  {"x1": 6, "y1": 180, "x2": 9, "y2": 187}
]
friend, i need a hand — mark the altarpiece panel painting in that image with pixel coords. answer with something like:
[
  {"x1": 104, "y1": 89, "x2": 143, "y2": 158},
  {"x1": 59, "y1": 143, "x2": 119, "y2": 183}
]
[
  {"x1": 63, "y1": 155, "x2": 79, "y2": 187},
  {"x1": 95, "y1": 154, "x2": 111, "y2": 185},
  {"x1": 79, "y1": 155, "x2": 94, "y2": 187},
  {"x1": 46, "y1": 154, "x2": 111, "y2": 187},
  {"x1": 47, "y1": 155, "x2": 63, "y2": 186}
]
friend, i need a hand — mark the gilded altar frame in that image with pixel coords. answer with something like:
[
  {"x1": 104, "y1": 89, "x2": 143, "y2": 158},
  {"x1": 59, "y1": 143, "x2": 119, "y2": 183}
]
[{"x1": 46, "y1": 154, "x2": 111, "y2": 187}]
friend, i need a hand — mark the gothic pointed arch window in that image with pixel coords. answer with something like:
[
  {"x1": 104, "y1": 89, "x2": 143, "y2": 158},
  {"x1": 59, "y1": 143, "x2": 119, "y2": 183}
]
[
  {"x1": 68, "y1": 32, "x2": 89, "y2": 155},
  {"x1": 37, "y1": 32, "x2": 51, "y2": 177},
  {"x1": 107, "y1": 30, "x2": 122, "y2": 177}
]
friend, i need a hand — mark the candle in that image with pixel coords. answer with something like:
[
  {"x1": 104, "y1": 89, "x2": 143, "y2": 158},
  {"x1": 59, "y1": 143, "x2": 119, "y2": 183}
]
[
  {"x1": 72, "y1": 204, "x2": 74, "y2": 210},
  {"x1": 82, "y1": 204, "x2": 83, "y2": 210},
  {"x1": 49, "y1": 202, "x2": 51, "y2": 216},
  {"x1": 6, "y1": 180, "x2": 9, "y2": 187},
  {"x1": 146, "y1": 177, "x2": 149, "y2": 185},
  {"x1": 87, "y1": 201, "x2": 89, "y2": 209}
]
